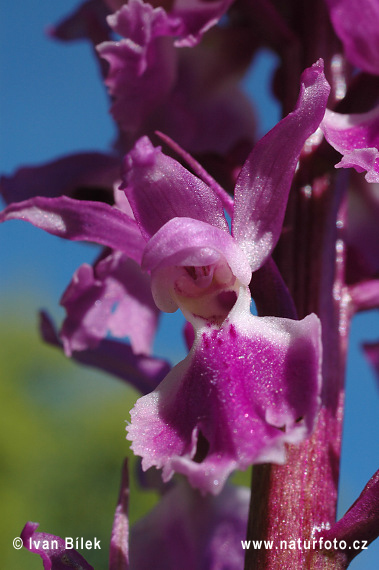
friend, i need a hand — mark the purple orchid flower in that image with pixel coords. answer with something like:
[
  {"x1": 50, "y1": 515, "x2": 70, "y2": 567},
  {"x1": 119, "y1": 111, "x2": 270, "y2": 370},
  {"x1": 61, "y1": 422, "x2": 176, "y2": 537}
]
[
  {"x1": 1, "y1": 59, "x2": 329, "y2": 494},
  {"x1": 96, "y1": 0, "x2": 256, "y2": 155},
  {"x1": 102, "y1": 0, "x2": 235, "y2": 48},
  {"x1": 122, "y1": 60, "x2": 329, "y2": 494}
]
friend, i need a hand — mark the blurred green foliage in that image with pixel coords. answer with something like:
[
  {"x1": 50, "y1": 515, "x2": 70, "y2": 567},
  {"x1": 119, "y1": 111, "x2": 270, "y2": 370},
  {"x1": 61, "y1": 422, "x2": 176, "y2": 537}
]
[{"x1": 0, "y1": 321, "x2": 159, "y2": 569}]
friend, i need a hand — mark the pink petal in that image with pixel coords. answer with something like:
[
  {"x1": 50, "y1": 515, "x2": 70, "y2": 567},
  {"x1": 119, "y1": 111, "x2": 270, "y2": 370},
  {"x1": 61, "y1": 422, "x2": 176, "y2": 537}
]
[
  {"x1": 0, "y1": 196, "x2": 145, "y2": 264},
  {"x1": 127, "y1": 291, "x2": 322, "y2": 494},
  {"x1": 121, "y1": 137, "x2": 228, "y2": 240},
  {"x1": 60, "y1": 251, "x2": 159, "y2": 355},
  {"x1": 232, "y1": 60, "x2": 330, "y2": 271},
  {"x1": 97, "y1": 0, "x2": 179, "y2": 134},
  {"x1": 0, "y1": 152, "x2": 119, "y2": 205},
  {"x1": 321, "y1": 106, "x2": 379, "y2": 182}
]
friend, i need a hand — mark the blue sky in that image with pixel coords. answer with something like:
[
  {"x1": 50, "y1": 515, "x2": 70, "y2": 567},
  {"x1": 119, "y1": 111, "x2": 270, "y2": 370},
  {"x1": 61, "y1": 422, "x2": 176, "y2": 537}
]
[{"x1": 1, "y1": 2, "x2": 379, "y2": 568}]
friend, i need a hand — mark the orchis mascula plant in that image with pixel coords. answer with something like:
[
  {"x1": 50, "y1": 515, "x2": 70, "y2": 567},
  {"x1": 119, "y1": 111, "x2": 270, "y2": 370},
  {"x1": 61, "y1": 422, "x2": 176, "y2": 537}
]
[{"x1": 2, "y1": 0, "x2": 379, "y2": 568}]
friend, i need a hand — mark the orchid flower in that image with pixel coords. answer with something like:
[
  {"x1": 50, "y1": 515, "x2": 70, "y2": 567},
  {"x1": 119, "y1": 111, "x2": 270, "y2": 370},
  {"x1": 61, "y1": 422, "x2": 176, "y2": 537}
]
[
  {"x1": 1, "y1": 59, "x2": 328, "y2": 495},
  {"x1": 96, "y1": 0, "x2": 256, "y2": 155},
  {"x1": 123, "y1": 60, "x2": 329, "y2": 494}
]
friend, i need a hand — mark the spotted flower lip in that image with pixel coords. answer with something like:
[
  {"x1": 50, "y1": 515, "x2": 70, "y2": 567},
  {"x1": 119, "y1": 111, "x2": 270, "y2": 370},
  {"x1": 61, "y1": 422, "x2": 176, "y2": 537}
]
[
  {"x1": 123, "y1": 60, "x2": 329, "y2": 493},
  {"x1": 127, "y1": 289, "x2": 322, "y2": 493}
]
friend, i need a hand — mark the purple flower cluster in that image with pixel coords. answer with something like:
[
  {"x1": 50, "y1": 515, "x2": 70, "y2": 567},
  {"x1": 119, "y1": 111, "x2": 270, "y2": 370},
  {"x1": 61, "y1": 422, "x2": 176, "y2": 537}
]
[{"x1": 2, "y1": 0, "x2": 379, "y2": 568}]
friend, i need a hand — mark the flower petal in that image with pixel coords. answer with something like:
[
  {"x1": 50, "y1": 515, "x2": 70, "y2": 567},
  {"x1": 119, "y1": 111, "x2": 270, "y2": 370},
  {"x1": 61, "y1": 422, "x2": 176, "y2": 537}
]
[
  {"x1": 97, "y1": 0, "x2": 179, "y2": 134},
  {"x1": 130, "y1": 480, "x2": 249, "y2": 569},
  {"x1": 121, "y1": 137, "x2": 228, "y2": 240},
  {"x1": 103, "y1": 0, "x2": 234, "y2": 48},
  {"x1": 325, "y1": 0, "x2": 379, "y2": 75},
  {"x1": 0, "y1": 152, "x2": 119, "y2": 205},
  {"x1": 20, "y1": 522, "x2": 94, "y2": 570},
  {"x1": 0, "y1": 196, "x2": 145, "y2": 264},
  {"x1": 170, "y1": 0, "x2": 235, "y2": 48},
  {"x1": 232, "y1": 60, "x2": 330, "y2": 271},
  {"x1": 60, "y1": 251, "x2": 159, "y2": 355},
  {"x1": 142, "y1": 217, "x2": 251, "y2": 281},
  {"x1": 127, "y1": 290, "x2": 322, "y2": 494},
  {"x1": 321, "y1": 106, "x2": 379, "y2": 182}
]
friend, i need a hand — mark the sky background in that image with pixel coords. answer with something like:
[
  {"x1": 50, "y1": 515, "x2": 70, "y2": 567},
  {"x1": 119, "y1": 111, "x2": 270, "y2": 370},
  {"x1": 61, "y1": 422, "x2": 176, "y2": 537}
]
[{"x1": 1, "y1": 2, "x2": 379, "y2": 568}]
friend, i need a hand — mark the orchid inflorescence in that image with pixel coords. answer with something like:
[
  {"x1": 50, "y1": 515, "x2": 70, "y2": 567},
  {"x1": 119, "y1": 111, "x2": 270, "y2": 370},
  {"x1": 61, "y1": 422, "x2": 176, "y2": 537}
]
[{"x1": 2, "y1": 0, "x2": 379, "y2": 568}]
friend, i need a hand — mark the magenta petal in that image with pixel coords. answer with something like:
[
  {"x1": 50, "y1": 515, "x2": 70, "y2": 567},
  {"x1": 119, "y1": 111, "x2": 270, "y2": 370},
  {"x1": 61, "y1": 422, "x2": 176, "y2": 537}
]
[
  {"x1": 325, "y1": 0, "x2": 379, "y2": 75},
  {"x1": 316, "y1": 468, "x2": 379, "y2": 566},
  {"x1": 0, "y1": 152, "x2": 119, "y2": 205},
  {"x1": 0, "y1": 196, "x2": 145, "y2": 264},
  {"x1": 321, "y1": 106, "x2": 379, "y2": 182},
  {"x1": 20, "y1": 522, "x2": 94, "y2": 570},
  {"x1": 40, "y1": 311, "x2": 169, "y2": 395},
  {"x1": 97, "y1": 0, "x2": 179, "y2": 134},
  {"x1": 171, "y1": 0, "x2": 234, "y2": 47},
  {"x1": 110, "y1": 460, "x2": 130, "y2": 570},
  {"x1": 127, "y1": 297, "x2": 322, "y2": 494},
  {"x1": 60, "y1": 251, "x2": 159, "y2": 355},
  {"x1": 142, "y1": 217, "x2": 251, "y2": 284},
  {"x1": 130, "y1": 481, "x2": 249, "y2": 569},
  {"x1": 232, "y1": 60, "x2": 330, "y2": 271},
  {"x1": 121, "y1": 137, "x2": 228, "y2": 239}
]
